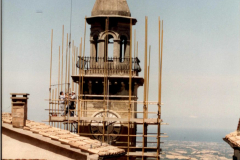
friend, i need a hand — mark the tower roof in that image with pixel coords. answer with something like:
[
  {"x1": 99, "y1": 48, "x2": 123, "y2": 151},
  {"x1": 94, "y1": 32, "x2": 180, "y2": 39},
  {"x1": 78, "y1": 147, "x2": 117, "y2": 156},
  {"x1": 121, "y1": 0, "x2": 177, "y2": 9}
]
[{"x1": 91, "y1": 0, "x2": 131, "y2": 17}]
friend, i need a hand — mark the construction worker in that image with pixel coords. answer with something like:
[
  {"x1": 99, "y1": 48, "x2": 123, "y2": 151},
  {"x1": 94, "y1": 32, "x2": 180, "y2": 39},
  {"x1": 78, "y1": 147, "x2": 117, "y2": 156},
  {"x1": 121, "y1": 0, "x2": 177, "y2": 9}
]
[
  {"x1": 65, "y1": 91, "x2": 76, "y2": 117},
  {"x1": 59, "y1": 91, "x2": 65, "y2": 116}
]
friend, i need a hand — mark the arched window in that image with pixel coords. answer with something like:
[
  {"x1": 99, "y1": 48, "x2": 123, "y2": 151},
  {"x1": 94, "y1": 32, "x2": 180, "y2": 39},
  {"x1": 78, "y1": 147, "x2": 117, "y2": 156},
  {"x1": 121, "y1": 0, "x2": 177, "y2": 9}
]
[
  {"x1": 93, "y1": 35, "x2": 98, "y2": 62},
  {"x1": 120, "y1": 36, "x2": 127, "y2": 62},
  {"x1": 104, "y1": 34, "x2": 114, "y2": 61}
]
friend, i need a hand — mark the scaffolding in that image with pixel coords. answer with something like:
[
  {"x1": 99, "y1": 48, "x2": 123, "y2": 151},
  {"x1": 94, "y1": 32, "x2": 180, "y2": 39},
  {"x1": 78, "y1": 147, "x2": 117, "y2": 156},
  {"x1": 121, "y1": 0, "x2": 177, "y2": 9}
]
[{"x1": 46, "y1": 16, "x2": 166, "y2": 160}]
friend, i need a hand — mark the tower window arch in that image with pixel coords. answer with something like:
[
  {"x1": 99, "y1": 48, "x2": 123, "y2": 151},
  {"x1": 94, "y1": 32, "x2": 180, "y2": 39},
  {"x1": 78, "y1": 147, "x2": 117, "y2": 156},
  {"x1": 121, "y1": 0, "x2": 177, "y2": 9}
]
[
  {"x1": 93, "y1": 35, "x2": 98, "y2": 62},
  {"x1": 104, "y1": 34, "x2": 114, "y2": 61},
  {"x1": 120, "y1": 35, "x2": 127, "y2": 62}
]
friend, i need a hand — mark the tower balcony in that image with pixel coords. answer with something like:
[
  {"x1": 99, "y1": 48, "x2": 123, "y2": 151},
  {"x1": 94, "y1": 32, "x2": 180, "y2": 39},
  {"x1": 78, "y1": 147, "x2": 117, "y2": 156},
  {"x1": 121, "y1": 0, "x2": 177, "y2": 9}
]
[{"x1": 76, "y1": 56, "x2": 141, "y2": 76}]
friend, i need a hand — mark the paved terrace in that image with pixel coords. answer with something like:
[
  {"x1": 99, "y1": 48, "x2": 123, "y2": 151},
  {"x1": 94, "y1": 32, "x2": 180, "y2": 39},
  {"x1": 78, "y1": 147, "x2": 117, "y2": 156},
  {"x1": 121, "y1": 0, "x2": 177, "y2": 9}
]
[{"x1": 2, "y1": 112, "x2": 125, "y2": 160}]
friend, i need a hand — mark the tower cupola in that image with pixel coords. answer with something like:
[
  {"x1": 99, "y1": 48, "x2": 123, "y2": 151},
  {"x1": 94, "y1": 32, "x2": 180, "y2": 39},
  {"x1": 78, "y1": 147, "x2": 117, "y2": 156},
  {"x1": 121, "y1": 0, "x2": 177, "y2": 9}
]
[{"x1": 91, "y1": 0, "x2": 131, "y2": 17}]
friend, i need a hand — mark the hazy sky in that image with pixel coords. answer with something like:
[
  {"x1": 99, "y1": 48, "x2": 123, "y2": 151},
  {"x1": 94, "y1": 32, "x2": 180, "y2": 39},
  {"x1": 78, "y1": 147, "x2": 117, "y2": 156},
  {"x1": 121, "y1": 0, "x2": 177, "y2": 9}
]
[{"x1": 2, "y1": 0, "x2": 240, "y2": 136}]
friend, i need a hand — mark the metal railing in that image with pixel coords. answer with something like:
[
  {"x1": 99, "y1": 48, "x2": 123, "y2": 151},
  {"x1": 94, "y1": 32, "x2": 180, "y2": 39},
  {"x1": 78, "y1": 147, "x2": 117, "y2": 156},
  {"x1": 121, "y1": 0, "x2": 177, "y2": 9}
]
[{"x1": 76, "y1": 57, "x2": 141, "y2": 73}]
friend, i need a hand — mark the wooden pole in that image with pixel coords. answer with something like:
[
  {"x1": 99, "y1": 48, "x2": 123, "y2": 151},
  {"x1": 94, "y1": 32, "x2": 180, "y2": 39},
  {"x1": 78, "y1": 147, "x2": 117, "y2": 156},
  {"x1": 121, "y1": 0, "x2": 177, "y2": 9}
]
[
  {"x1": 128, "y1": 18, "x2": 133, "y2": 159},
  {"x1": 142, "y1": 16, "x2": 148, "y2": 159},
  {"x1": 52, "y1": 88, "x2": 54, "y2": 126},
  {"x1": 159, "y1": 20, "x2": 164, "y2": 158},
  {"x1": 65, "y1": 33, "x2": 68, "y2": 93},
  {"x1": 75, "y1": 47, "x2": 77, "y2": 93},
  {"x1": 137, "y1": 41, "x2": 138, "y2": 58},
  {"x1": 61, "y1": 25, "x2": 64, "y2": 92},
  {"x1": 160, "y1": 20, "x2": 163, "y2": 107},
  {"x1": 147, "y1": 45, "x2": 151, "y2": 119},
  {"x1": 68, "y1": 39, "x2": 71, "y2": 92},
  {"x1": 80, "y1": 37, "x2": 83, "y2": 108},
  {"x1": 83, "y1": 16, "x2": 86, "y2": 58},
  {"x1": 49, "y1": 29, "x2": 53, "y2": 125},
  {"x1": 61, "y1": 26, "x2": 64, "y2": 129},
  {"x1": 55, "y1": 88, "x2": 57, "y2": 127},
  {"x1": 81, "y1": 17, "x2": 86, "y2": 124},
  {"x1": 102, "y1": 17, "x2": 109, "y2": 143},
  {"x1": 67, "y1": 34, "x2": 71, "y2": 130},
  {"x1": 157, "y1": 17, "x2": 163, "y2": 160},
  {"x1": 73, "y1": 46, "x2": 77, "y2": 116},
  {"x1": 78, "y1": 40, "x2": 82, "y2": 134},
  {"x1": 134, "y1": 29, "x2": 136, "y2": 58},
  {"x1": 72, "y1": 41, "x2": 74, "y2": 90},
  {"x1": 58, "y1": 46, "x2": 60, "y2": 118},
  {"x1": 64, "y1": 34, "x2": 68, "y2": 123},
  {"x1": 157, "y1": 16, "x2": 161, "y2": 160},
  {"x1": 80, "y1": 38, "x2": 83, "y2": 130}
]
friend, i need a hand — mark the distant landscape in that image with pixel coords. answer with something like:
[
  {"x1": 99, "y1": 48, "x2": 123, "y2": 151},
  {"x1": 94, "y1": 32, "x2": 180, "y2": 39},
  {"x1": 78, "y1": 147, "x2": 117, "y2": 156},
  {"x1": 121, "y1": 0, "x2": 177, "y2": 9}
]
[
  {"x1": 136, "y1": 127, "x2": 233, "y2": 159},
  {"x1": 160, "y1": 140, "x2": 232, "y2": 159}
]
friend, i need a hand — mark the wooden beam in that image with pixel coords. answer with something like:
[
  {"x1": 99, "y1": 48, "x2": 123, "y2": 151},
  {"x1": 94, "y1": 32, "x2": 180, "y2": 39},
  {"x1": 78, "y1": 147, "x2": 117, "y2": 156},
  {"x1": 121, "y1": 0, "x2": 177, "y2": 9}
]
[{"x1": 49, "y1": 116, "x2": 162, "y2": 124}]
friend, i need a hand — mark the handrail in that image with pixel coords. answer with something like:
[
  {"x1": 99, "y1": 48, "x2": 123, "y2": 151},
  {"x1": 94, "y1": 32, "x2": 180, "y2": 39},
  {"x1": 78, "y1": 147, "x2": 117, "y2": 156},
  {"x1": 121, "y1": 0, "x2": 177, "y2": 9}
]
[{"x1": 76, "y1": 56, "x2": 141, "y2": 72}]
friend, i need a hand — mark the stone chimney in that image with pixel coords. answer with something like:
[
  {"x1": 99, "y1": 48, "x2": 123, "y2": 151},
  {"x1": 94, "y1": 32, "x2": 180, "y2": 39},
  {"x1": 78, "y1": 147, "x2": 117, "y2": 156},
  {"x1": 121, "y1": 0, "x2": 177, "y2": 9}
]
[{"x1": 10, "y1": 93, "x2": 29, "y2": 128}]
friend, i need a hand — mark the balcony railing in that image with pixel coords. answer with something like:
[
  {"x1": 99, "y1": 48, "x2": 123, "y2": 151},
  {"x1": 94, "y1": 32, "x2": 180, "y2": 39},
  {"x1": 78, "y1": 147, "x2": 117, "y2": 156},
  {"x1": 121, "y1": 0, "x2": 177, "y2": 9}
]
[{"x1": 76, "y1": 57, "x2": 141, "y2": 75}]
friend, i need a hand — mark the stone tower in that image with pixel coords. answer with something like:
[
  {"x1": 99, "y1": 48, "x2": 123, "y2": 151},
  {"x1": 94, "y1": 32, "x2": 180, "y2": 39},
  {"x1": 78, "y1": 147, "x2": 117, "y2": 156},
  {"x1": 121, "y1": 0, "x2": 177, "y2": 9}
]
[{"x1": 73, "y1": 0, "x2": 143, "y2": 151}]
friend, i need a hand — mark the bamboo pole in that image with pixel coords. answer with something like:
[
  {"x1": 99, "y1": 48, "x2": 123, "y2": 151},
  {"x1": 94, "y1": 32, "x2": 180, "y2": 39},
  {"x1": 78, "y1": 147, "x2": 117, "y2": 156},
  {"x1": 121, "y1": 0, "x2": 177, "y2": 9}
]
[
  {"x1": 49, "y1": 29, "x2": 53, "y2": 125},
  {"x1": 142, "y1": 16, "x2": 148, "y2": 159},
  {"x1": 61, "y1": 25, "x2": 64, "y2": 92}
]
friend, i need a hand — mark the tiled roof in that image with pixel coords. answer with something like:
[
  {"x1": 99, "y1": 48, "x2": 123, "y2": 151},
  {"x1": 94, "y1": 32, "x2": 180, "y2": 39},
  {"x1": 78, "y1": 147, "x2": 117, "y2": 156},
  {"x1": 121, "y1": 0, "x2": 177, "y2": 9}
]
[
  {"x1": 224, "y1": 119, "x2": 240, "y2": 148},
  {"x1": 225, "y1": 131, "x2": 240, "y2": 147},
  {"x1": 2, "y1": 113, "x2": 125, "y2": 157}
]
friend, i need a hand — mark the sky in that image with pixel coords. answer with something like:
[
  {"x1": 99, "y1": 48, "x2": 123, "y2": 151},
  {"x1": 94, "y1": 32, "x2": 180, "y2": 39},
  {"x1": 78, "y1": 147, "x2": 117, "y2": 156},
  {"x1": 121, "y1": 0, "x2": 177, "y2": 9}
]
[{"x1": 2, "y1": 0, "x2": 240, "y2": 141}]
